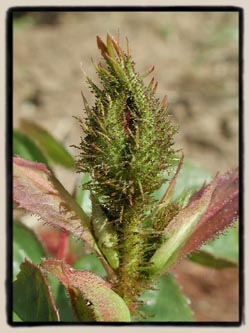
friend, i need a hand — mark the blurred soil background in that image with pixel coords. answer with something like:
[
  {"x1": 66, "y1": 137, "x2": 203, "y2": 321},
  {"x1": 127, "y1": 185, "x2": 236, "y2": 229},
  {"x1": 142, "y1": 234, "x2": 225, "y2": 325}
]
[{"x1": 12, "y1": 10, "x2": 239, "y2": 322}]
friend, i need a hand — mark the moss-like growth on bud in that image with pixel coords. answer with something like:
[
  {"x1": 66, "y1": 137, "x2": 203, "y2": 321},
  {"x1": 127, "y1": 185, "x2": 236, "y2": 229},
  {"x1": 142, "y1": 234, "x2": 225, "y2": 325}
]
[{"x1": 76, "y1": 34, "x2": 178, "y2": 311}]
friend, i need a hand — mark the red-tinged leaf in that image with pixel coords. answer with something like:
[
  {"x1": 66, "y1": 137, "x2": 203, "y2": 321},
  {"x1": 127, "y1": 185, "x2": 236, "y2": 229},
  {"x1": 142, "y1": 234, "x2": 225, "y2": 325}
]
[
  {"x1": 13, "y1": 259, "x2": 59, "y2": 322},
  {"x1": 41, "y1": 259, "x2": 131, "y2": 322},
  {"x1": 181, "y1": 168, "x2": 239, "y2": 256},
  {"x1": 96, "y1": 36, "x2": 125, "y2": 78},
  {"x1": 149, "y1": 176, "x2": 218, "y2": 276},
  {"x1": 13, "y1": 157, "x2": 117, "y2": 279},
  {"x1": 13, "y1": 157, "x2": 95, "y2": 248}
]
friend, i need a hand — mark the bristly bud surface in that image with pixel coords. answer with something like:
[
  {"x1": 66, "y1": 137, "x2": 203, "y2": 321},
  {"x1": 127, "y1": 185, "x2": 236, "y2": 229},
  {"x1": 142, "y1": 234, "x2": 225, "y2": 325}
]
[
  {"x1": 76, "y1": 34, "x2": 178, "y2": 310},
  {"x1": 77, "y1": 34, "x2": 178, "y2": 219}
]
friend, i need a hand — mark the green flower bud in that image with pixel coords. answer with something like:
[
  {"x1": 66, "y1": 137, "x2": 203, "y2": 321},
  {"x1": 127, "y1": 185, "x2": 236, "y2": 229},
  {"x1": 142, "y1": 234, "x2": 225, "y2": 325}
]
[
  {"x1": 76, "y1": 34, "x2": 177, "y2": 220},
  {"x1": 76, "y1": 34, "x2": 178, "y2": 311}
]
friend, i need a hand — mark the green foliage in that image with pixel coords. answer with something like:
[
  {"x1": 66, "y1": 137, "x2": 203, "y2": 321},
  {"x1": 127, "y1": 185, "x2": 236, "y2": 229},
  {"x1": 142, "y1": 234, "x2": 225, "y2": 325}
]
[
  {"x1": 149, "y1": 177, "x2": 217, "y2": 277},
  {"x1": 188, "y1": 249, "x2": 237, "y2": 269},
  {"x1": 45, "y1": 274, "x2": 76, "y2": 322},
  {"x1": 13, "y1": 157, "x2": 92, "y2": 245},
  {"x1": 201, "y1": 222, "x2": 239, "y2": 263},
  {"x1": 13, "y1": 220, "x2": 45, "y2": 280},
  {"x1": 13, "y1": 130, "x2": 48, "y2": 164},
  {"x1": 13, "y1": 311, "x2": 22, "y2": 322},
  {"x1": 153, "y1": 158, "x2": 212, "y2": 203},
  {"x1": 139, "y1": 273, "x2": 194, "y2": 322},
  {"x1": 20, "y1": 120, "x2": 75, "y2": 169},
  {"x1": 13, "y1": 260, "x2": 59, "y2": 322},
  {"x1": 73, "y1": 253, "x2": 107, "y2": 278},
  {"x1": 154, "y1": 159, "x2": 239, "y2": 269},
  {"x1": 41, "y1": 259, "x2": 131, "y2": 322}
]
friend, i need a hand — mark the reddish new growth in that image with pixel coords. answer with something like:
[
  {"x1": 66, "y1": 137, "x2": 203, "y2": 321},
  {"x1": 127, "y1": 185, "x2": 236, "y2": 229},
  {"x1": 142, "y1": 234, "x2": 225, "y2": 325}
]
[{"x1": 182, "y1": 168, "x2": 239, "y2": 256}]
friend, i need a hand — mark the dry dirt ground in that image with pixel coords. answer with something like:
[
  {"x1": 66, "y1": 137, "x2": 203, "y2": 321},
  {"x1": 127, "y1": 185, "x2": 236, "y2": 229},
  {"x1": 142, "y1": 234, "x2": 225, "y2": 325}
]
[{"x1": 13, "y1": 11, "x2": 239, "y2": 322}]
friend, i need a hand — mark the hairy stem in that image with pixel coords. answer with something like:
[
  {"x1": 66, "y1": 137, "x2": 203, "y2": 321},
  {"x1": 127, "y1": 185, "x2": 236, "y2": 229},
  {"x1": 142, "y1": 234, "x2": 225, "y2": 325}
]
[{"x1": 116, "y1": 215, "x2": 145, "y2": 309}]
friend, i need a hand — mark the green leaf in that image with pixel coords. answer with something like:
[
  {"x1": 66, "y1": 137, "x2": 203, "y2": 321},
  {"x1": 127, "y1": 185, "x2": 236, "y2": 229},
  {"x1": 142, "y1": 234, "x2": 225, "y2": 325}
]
[
  {"x1": 13, "y1": 220, "x2": 45, "y2": 280},
  {"x1": 149, "y1": 177, "x2": 217, "y2": 276},
  {"x1": 46, "y1": 273, "x2": 76, "y2": 322},
  {"x1": 188, "y1": 249, "x2": 238, "y2": 269},
  {"x1": 13, "y1": 311, "x2": 22, "y2": 322},
  {"x1": 73, "y1": 253, "x2": 107, "y2": 278},
  {"x1": 20, "y1": 119, "x2": 75, "y2": 169},
  {"x1": 174, "y1": 159, "x2": 212, "y2": 196},
  {"x1": 139, "y1": 273, "x2": 194, "y2": 322},
  {"x1": 41, "y1": 259, "x2": 131, "y2": 322},
  {"x1": 201, "y1": 222, "x2": 239, "y2": 263},
  {"x1": 13, "y1": 130, "x2": 48, "y2": 164},
  {"x1": 13, "y1": 259, "x2": 59, "y2": 322}
]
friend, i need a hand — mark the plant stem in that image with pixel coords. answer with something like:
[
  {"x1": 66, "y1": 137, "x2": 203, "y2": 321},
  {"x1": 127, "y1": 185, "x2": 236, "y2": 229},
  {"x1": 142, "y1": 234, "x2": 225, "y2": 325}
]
[{"x1": 116, "y1": 214, "x2": 144, "y2": 310}]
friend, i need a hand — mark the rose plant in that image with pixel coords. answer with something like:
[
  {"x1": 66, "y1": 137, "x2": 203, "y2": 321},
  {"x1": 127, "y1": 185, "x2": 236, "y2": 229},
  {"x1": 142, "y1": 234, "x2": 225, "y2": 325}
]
[{"x1": 12, "y1": 34, "x2": 239, "y2": 323}]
